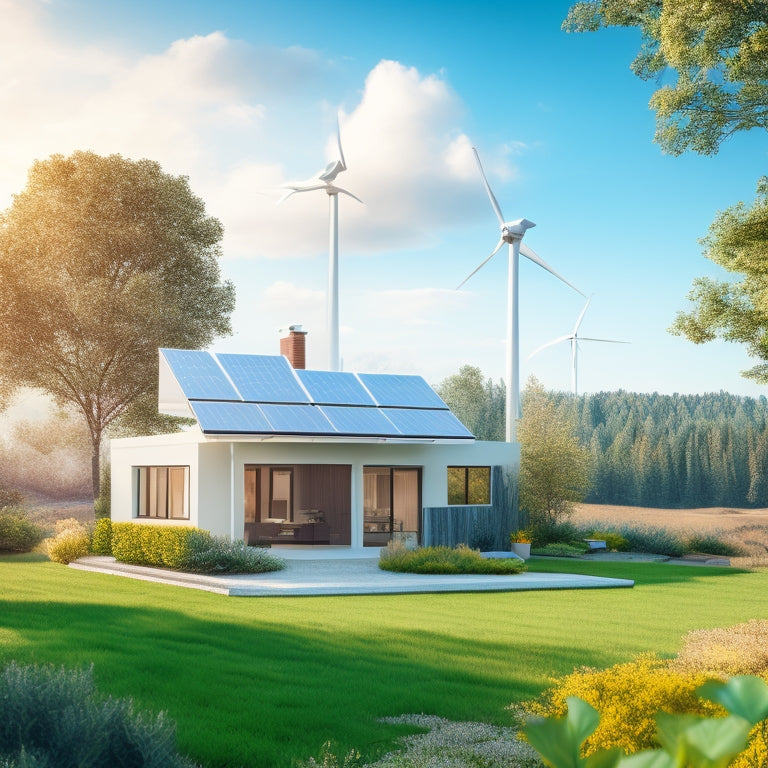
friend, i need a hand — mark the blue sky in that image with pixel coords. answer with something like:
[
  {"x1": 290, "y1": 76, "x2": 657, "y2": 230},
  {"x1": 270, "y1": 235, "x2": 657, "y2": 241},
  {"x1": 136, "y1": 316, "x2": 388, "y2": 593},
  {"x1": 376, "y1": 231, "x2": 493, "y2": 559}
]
[{"x1": 2, "y1": 0, "x2": 766, "y2": 398}]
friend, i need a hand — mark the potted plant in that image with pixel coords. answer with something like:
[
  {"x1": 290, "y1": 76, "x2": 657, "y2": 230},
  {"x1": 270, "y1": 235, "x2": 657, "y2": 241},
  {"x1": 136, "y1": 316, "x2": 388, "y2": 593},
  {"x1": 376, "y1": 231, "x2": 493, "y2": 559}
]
[{"x1": 510, "y1": 530, "x2": 532, "y2": 559}]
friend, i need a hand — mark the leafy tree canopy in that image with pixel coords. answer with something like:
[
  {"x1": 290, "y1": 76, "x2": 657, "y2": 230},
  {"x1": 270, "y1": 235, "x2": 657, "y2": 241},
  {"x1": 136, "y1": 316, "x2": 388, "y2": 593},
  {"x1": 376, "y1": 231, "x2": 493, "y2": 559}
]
[
  {"x1": 670, "y1": 176, "x2": 768, "y2": 382},
  {"x1": 563, "y1": 0, "x2": 768, "y2": 155},
  {"x1": 436, "y1": 365, "x2": 505, "y2": 441},
  {"x1": 0, "y1": 151, "x2": 236, "y2": 497},
  {"x1": 518, "y1": 377, "x2": 592, "y2": 526}
]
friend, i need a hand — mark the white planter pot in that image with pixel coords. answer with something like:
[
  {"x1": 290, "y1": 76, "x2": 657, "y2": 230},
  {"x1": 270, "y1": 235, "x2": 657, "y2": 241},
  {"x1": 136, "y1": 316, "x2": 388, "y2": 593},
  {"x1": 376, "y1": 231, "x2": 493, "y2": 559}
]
[{"x1": 510, "y1": 542, "x2": 531, "y2": 560}]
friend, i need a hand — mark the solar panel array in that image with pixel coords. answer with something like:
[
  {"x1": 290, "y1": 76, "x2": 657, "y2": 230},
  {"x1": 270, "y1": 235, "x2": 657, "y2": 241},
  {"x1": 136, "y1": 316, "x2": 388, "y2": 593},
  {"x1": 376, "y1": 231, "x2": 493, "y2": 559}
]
[{"x1": 161, "y1": 349, "x2": 473, "y2": 440}]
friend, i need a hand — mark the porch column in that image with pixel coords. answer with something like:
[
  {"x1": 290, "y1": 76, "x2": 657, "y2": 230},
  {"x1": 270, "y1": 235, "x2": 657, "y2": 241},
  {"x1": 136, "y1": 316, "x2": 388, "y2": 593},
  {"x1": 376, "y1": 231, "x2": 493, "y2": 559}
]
[{"x1": 350, "y1": 462, "x2": 363, "y2": 548}]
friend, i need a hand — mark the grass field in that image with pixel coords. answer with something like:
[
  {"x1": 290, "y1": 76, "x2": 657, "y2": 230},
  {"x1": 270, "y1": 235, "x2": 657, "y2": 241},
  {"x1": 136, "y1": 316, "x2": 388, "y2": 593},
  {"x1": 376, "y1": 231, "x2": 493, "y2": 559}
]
[{"x1": 2, "y1": 551, "x2": 767, "y2": 768}]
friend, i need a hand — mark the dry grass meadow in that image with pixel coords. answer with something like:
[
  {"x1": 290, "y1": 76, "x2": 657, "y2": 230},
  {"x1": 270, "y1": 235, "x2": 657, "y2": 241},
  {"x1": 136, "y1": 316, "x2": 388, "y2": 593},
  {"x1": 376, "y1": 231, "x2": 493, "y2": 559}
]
[{"x1": 573, "y1": 503, "x2": 768, "y2": 568}]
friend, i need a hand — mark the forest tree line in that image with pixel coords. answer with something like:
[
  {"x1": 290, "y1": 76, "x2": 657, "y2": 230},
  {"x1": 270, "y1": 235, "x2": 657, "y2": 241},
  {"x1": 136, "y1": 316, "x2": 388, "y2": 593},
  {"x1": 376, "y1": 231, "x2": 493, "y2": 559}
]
[{"x1": 437, "y1": 367, "x2": 768, "y2": 509}]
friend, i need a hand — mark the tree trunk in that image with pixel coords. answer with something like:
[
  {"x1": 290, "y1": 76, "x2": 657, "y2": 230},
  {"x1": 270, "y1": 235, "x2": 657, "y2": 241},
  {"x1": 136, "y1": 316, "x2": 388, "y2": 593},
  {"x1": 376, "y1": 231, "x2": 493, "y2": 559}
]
[{"x1": 91, "y1": 434, "x2": 101, "y2": 500}]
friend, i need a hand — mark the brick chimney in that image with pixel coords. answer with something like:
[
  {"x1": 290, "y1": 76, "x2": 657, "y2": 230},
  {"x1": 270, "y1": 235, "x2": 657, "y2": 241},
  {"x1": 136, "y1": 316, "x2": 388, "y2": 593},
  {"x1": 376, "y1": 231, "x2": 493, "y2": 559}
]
[{"x1": 280, "y1": 324, "x2": 307, "y2": 369}]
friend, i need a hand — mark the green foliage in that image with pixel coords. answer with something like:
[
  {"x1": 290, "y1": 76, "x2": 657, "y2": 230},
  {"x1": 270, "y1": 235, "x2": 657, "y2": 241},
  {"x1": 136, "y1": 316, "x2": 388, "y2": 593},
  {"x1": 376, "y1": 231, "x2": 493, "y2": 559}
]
[
  {"x1": 378, "y1": 541, "x2": 526, "y2": 574},
  {"x1": 436, "y1": 365, "x2": 505, "y2": 441},
  {"x1": 184, "y1": 532, "x2": 286, "y2": 574},
  {"x1": 524, "y1": 674, "x2": 768, "y2": 768},
  {"x1": 0, "y1": 661, "x2": 194, "y2": 768},
  {"x1": 110, "y1": 523, "x2": 197, "y2": 568},
  {"x1": 670, "y1": 179, "x2": 768, "y2": 384},
  {"x1": 91, "y1": 518, "x2": 112, "y2": 556},
  {"x1": 563, "y1": 1, "x2": 768, "y2": 157},
  {"x1": 519, "y1": 377, "x2": 592, "y2": 526},
  {"x1": 588, "y1": 531, "x2": 630, "y2": 552},
  {"x1": 0, "y1": 508, "x2": 44, "y2": 553},
  {"x1": 46, "y1": 519, "x2": 90, "y2": 564},
  {"x1": 0, "y1": 150, "x2": 236, "y2": 497},
  {"x1": 109, "y1": 522, "x2": 285, "y2": 574},
  {"x1": 529, "y1": 519, "x2": 581, "y2": 548},
  {"x1": 684, "y1": 534, "x2": 742, "y2": 558},
  {"x1": 532, "y1": 542, "x2": 589, "y2": 558}
]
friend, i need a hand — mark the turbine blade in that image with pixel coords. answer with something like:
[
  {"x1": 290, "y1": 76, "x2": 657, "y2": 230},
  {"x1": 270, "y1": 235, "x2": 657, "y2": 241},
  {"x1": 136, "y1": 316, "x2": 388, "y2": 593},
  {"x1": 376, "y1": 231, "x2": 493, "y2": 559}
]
[
  {"x1": 472, "y1": 147, "x2": 505, "y2": 226},
  {"x1": 519, "y1": 243, "x2": 586, "y2": 297},
  {"x1": 276, "y1": 183, "x2": 328, "y2": 206},
  {"x1": 528, "y1": 334, "x2": 574, "y2": 359},
  {"x1": 456, "y1": 238, "x2": 505, "y2": 290},
  {"x1": 336, "y1": 115, "x2": 347, "y2": 171},
  {"x1": 573, "y1": 295, "x2": 593, "y2": 335},
  {"x1": 330, "y1": 186, "x2": 364, "y2": 204},
  {"x1": 578, "y1": 337, "x2": 630, "y2": 344}
]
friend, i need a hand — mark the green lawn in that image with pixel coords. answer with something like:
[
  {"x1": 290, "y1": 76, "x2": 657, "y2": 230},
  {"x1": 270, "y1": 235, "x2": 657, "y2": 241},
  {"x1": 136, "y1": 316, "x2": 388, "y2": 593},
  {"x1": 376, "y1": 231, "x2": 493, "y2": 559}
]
[{"x1": 1, "y1": 553, "x2": 766, "y2": 768}]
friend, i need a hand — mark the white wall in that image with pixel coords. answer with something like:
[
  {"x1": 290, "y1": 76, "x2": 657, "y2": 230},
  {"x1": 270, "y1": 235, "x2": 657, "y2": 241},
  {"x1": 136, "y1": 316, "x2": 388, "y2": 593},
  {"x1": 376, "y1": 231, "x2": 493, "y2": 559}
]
[{"x1": 110, "y1": 433, "x2": 519, "y2": 541}]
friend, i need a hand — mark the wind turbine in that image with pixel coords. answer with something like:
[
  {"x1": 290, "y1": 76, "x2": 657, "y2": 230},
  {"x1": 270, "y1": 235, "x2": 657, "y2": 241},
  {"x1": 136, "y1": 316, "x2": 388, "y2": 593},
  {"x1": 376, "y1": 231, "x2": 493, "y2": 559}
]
[
  {"x1": 457, "y1": 147, "x2": 585, "y2": 443},
  {"x1": 529, "y1": 296, "x2": 629, "y2": 396},
  {"x1": 279, "y1": 117, "x2": 362, "y2": 372}
]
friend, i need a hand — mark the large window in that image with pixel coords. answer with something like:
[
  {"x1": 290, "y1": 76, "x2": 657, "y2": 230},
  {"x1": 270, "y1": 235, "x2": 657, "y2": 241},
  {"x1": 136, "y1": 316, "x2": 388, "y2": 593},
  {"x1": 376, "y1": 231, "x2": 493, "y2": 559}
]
[
  {"x1": 135, "y1": 466, "x2": 189, "y2": 519},
  {"x1": 447, "y1": 466, "x2": 491, "y2": 505}
]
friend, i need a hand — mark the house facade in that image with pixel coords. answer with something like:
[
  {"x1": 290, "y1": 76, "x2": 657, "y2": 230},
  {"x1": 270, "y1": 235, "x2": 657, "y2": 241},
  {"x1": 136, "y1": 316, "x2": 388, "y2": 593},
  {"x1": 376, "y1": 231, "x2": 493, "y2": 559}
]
[{"x1": 110, "y1": 334, "x2": 519, "y2": 551}]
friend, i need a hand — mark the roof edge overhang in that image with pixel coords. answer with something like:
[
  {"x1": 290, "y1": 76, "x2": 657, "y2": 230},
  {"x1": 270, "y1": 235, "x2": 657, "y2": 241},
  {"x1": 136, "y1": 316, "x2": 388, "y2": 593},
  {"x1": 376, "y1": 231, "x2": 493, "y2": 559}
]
[{"x1": 198, "y1": 433, "x2": 476, "y2": 445}]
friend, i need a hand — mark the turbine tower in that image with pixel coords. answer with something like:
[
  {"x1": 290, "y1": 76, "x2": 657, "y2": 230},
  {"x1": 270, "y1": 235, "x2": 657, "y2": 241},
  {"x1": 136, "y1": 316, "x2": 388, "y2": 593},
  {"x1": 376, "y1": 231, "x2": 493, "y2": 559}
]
[
  {"x1": 457, "y1": 147, "x2": 584, "y2": 443},
  {"x1": 529, "y1": 296, "x2": 629, "y2": 396},
  {"x1": 279, "y1": 118, "x2": 362, "y2": 371}
]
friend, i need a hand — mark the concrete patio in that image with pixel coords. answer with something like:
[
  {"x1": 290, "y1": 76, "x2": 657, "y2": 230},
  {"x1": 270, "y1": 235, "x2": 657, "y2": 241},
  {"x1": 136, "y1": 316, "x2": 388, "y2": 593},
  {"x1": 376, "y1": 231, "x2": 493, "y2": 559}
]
[{"x1": 71, "y1": 551, "x2": 635, "y2": 597}]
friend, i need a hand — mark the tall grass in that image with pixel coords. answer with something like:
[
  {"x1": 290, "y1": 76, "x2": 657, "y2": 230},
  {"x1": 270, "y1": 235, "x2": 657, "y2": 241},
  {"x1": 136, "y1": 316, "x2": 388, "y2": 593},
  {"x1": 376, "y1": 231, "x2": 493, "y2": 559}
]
[{"x1": 1, "y1": 555, "x2": 765, "y2": 768}]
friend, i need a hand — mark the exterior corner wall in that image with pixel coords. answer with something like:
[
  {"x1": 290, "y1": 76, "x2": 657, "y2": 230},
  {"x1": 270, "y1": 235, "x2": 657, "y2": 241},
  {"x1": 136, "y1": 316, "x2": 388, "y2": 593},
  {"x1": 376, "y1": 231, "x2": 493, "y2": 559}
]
[{"x1": 422, "y1": 441, "x2": 520, "y2": 550}]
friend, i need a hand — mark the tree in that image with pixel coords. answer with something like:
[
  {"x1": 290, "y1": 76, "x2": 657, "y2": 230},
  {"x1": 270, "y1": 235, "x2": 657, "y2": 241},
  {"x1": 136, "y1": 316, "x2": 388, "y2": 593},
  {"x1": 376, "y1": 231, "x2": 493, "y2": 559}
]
[
  {"x1": 564, "y1": 1, "x2": 768, "y2": 380},
  {"x1": 518, "y1": 378, "x2": 592, "y2": 526},
  {"x1": 563, "y1": 0, "x2": 768, "y2": 156},
  {"x1": 436, "y1": 365, "x2": 505, "y2": 441},
  {"x1": 0, "y1": 151, "x2": 236, "y2": 498},
  {"x1": 670, "y1": 177, "x2": 768, "y2": 382}
]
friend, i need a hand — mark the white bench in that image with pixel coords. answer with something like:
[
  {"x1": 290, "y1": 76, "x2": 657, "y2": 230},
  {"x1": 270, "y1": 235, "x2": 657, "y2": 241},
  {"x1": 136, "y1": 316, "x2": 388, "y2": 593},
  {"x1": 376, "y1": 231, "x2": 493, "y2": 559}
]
[{"x1": 584, "y1": 539, "x2": 607, "y2": 550}]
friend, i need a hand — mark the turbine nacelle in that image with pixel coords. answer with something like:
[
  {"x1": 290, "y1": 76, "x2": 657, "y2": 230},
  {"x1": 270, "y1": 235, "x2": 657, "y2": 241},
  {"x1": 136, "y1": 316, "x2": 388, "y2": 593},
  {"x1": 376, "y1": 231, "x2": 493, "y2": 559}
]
[
  {"x1": 501, "y1": 218, "x2": 536, "y2": 242},
  {"x1": 318, "y1": 158, "x2": 346, "y2": 183}
]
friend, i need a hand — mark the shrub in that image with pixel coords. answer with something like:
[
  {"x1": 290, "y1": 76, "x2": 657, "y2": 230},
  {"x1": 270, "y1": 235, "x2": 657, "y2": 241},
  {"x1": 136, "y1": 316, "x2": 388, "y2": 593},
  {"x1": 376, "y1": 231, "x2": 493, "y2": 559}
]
[
  {"x1": 0, "y1": 508, "x2": 45, "y2": 553},
  {"x1": 46, "y1": 519, "x2": 90, "y2": 564},
  {"x1": 184, "y1": 532, "x2": 286, "y2": 574},
  {"x1": 588, "y1": 530, "x2": 630, "y2": 552},
  {"x1": 611, "y1": 523, "x2": 686, "y2": 557},
  {"x1": 0, "y1": 484, "x2": 24, "y2": 509},
  {"x1": 91, "y1": 517, "x2": 112, "y2": 556},
  {"x1": 684, "y1": 533, "x2": 743, "y2": 557},
  {"x1": 531, "y1": 542, "x2": 588, "y2": 558},
  {"x1": 671, "y1": 620, "x2": 768, "y2": 677},
  {"x1": 521, "y1": 654, "x2": 719, "y2": 755},
  {"x1": 379, "y1": 541, "x2": 526, "y2": 575},
  {"x1": 109, "y1": 523, "x2": 285, "y2": 574},
  {"x1": 528, "y1": 519, "x2": 580, "y2": 548},
  {"x1": 0, "y1": 661, "x2": 194, "y2": 768}
]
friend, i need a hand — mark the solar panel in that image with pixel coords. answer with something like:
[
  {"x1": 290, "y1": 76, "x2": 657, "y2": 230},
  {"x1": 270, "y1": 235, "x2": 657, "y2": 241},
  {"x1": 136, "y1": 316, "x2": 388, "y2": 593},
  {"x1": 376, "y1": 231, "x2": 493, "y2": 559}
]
[
  {"x1": 319, "y1": 405, "x2": 401, "y2": 436},
  {"x1": 296, "y1": 370, "x2": 376, "y2": 406},
  {"x1": 356, "y1": 373, "x2": 447, "y2": 409},
  {"x1": 160, "y1": 349, "x2": 241, "y2": 401},
  {"x1": 382, "y1": 407, "x2": 474, "y2": 439},
  {"x1": 215, "y1": 354, "x2": 310, "y2": 403},
  {"x1": 259, "y1": 404, "x2": 335, "y2": 434},
  {"x1": 190, "y1": 401, "x2": 272, "y2": 434}
]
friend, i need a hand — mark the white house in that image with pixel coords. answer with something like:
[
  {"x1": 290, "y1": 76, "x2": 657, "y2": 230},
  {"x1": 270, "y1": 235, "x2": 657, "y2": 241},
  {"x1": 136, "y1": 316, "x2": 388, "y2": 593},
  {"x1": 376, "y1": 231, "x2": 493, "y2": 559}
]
[{"x1": 110, "y1": 329, "x2": 519, "y2": 552}]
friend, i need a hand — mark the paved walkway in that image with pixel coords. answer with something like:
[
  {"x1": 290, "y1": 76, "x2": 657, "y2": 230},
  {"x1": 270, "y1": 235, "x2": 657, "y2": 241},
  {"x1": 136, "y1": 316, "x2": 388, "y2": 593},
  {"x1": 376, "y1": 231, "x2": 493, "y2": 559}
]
[{"x1": 71, "y1": 554, "x2": 634, "y2": 597}]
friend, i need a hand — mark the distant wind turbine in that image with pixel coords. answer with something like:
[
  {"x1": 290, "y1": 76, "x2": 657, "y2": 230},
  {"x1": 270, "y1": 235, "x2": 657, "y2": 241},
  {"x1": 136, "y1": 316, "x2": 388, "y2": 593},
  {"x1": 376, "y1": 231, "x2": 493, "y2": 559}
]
[
  {"x1": 529, "y1": 296, "x2": 629, "y2": 396},
  {"x1": 457, "y1": 147, "x2": 585, "y2": 443},
  {"x1": 279, "y1": 117, "x2": 362, "y2": 372}
]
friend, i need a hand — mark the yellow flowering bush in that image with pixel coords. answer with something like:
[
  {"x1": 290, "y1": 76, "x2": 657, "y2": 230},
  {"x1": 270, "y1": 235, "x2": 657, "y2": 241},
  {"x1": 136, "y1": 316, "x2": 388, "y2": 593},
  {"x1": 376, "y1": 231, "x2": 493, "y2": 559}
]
[
  {"x1": 46, "y1": 518, "x2": 91, "y2": 564},
  {"x1": 523, "y1": 654, "x2": 719, "y2": 755}
]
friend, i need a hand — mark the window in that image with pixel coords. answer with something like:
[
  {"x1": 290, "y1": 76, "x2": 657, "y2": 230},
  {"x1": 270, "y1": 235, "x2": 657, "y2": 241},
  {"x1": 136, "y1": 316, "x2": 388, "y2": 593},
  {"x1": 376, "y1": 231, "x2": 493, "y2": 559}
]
[
  {"x1": 447, "y1": 466, "x2": 491, "y2": 505},
  {"x1": 135, "y1": 466, "x2": 189, "y2": 519}
]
